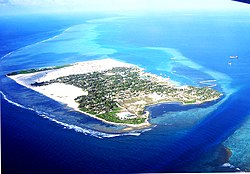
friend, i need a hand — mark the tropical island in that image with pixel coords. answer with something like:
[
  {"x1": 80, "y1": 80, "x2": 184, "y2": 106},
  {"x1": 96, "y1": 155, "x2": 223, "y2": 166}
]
[{"x1": 7, "y1": 58, "x2": 222, "y2": 127}]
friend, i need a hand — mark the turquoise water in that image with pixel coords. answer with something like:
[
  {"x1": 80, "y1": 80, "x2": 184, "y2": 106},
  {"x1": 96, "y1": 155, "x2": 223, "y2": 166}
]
[
  {"x1": 224, "y1": 115, "x2": 250, "y2": 171},
  {"x1": 1, "y1": 12, "x2": 250, "y2": 173}
]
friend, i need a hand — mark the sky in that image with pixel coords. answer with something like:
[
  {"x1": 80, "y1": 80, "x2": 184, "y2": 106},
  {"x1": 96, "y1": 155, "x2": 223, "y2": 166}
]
[{"x1": 0, "y1": 0, "x2": 249, "y2": 15}]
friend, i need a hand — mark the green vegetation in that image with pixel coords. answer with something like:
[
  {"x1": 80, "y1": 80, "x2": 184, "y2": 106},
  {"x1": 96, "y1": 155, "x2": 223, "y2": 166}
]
[
  {"x1": 97, "y1": 107, "x2": 146, "y2": 124},
  {"x1": 183, "y1": 100, "x2": 197, "y2": 104},
  {"x1": 30, "y1": 66, "x2": 222, "y2": 124},
  {"x1": 7, "y1": 65, "x2": 71, "y2": 76}
]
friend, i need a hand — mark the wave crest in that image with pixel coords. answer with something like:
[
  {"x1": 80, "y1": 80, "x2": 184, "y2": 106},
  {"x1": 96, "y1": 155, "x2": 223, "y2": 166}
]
[{"x1": 1, "y1": 91, "x2": 149, "y2": 138}]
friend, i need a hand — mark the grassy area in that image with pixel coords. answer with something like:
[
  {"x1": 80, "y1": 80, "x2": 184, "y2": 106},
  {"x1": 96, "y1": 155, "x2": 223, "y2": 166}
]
[
  {"x1": 7, "y1": 64, "x2": 71, "y2": 76},
  {"x1": 98, "y1": 113, "x2": 146, "y2": 124},
  {"x1": 81, "y1": 106, "x2": 146, "y2": 124},
  {"x1": 183, "y1": 100, "x2": 197, "y2": 104},
  {"x1": 17, "y1": 65, "x2": 221, "y2": 125}
]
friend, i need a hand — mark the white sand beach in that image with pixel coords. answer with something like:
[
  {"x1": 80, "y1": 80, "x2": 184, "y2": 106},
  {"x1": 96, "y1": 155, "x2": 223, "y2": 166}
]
[
  {"x1": 8, "y1": 58, "x2": 133, "y2": 109},
  {"x1": 7, "y1": 58, "x2": 219, "y2": 128},
  {"x1": 7, "y1": 58, "x2": 152, "y2": 128}
]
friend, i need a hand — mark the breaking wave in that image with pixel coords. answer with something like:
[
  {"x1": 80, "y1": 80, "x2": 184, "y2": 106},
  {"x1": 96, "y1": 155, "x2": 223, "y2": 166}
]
[
  {"x1": 0, "y1": 26, "x2": 72, "y2": 61},
  {"x1": 199, "y1": 79, "x2": 217, "y2": 88},
  {"x1": 1, "y1": 91, "x2": 151, "y2": 139},
  {"x1": 0, "y1": 51, "x2": 14, "y2": 61},
  {"x1": 1, "y1": 91, "x2": 35, "y2": 111},
  {"x1": 221, "y1": 162, "x2": 241, "y2": 171}
]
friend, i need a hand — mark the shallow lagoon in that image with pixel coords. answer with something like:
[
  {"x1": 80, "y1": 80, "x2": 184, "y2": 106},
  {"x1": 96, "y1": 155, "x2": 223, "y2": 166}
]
[{"x1": 1, "y1": 12, "x2": 250, "y2": 172}]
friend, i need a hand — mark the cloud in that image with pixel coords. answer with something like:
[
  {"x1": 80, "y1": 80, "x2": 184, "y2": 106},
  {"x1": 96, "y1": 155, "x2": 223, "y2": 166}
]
[
  {"x1": 1, "y1": 0, "x2": 249, "y2": 15},
  {"x1": 6, "y1": 0, "x2": 246, "y2": 10}
]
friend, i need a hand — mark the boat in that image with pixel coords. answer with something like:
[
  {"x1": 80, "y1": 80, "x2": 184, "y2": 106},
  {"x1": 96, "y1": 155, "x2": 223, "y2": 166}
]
[{"x1": 229, "y1": 55, "x2": 238, "y2": 59}]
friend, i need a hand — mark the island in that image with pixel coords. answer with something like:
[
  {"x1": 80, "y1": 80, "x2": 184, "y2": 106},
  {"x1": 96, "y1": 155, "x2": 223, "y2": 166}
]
[{"x1": 7, "y1": 58, "x2": 222, "y2": 127}]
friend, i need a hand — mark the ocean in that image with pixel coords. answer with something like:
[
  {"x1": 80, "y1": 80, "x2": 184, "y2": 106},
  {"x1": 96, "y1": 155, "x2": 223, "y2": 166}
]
[{"x1": 1, "y1": 11, "x2": 250, "y2": 173}]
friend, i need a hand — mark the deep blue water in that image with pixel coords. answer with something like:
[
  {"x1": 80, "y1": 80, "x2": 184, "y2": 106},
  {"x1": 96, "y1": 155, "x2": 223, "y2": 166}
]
[{"x1": 1, "y1": 12, "x2": 250, "y2": 173}]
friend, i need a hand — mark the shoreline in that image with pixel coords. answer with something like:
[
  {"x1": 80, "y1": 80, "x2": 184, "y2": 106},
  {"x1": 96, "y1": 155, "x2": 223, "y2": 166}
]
[
  {"x1": 7, "y1": 58, "x2": 221, "y2": 129},
  {"x1": 9, "y1": 74, "x2": 151, "y2": 129},
  {"x1": 7, "y1": 58, "x2": 152, "y2": 129}
]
